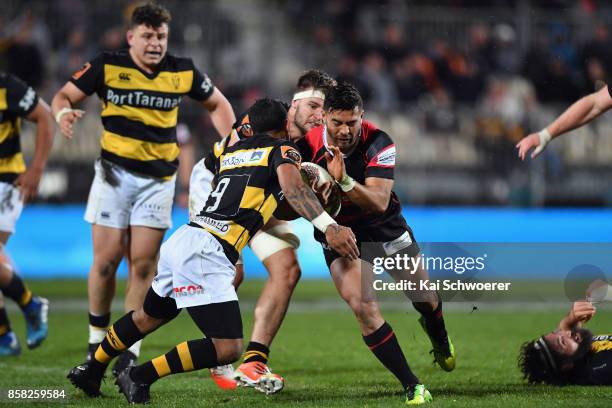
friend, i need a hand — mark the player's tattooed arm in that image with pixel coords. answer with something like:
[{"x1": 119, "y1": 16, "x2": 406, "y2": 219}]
[
  {"x1": 277, "y1": 163, "x2": 325, "y2": 220},
  {"x1": 277, "y1": 163, "x2": 359, "y2": 260}
]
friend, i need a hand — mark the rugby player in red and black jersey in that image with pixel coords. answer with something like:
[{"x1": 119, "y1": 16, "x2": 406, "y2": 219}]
[
  {"x1": 519, "y1": 300, "x2": 612, "y2": 385},
  {"x1": 296, "y1": 82, "x2": 456, "y2": 405}
]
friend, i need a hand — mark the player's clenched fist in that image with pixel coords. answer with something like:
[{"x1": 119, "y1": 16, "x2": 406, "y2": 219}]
[
  {"x1": 325, "y1": 224, "x2": 359, "y2": 261},
  {"x1": 570, "y1": 301, "x2": 596, "y2": 324}
]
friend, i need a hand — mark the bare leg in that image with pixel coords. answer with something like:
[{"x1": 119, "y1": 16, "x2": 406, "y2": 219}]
[{"x1": 249, "y1": 248, "x2": 301, "y2": 347}]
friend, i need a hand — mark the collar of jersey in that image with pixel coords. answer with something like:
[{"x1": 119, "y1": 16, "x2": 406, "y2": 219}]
[{"x1": 126, "y1": 48, "x2": 166, "y2": 80}]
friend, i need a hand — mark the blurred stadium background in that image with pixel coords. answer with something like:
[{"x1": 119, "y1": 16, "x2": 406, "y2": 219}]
[{"x1": 2, "y1": 0, "x2": 612, "y2": 278}]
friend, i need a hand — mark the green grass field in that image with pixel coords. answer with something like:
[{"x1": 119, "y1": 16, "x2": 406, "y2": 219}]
[{"x1": 1, "y1": 279, "x2": 611, "y2": 407}]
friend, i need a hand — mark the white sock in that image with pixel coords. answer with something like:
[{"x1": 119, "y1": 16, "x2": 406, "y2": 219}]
[
  {"x1": 128, "y1": 339, "x2": 142, "y2": 357},
  {"x1": 88, "y1": 325, "x2": 107, "y2": 344}
]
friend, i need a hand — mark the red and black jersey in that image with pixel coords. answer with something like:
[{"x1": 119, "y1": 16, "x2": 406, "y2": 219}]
[{"x1": 297, "y1": 120, "x2": 402, "y2": 229}]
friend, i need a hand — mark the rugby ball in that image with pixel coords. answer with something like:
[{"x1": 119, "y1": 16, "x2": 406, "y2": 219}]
[
  {"x1": 300, "y1": 162, "x2": 342, "y2": 217},
  {"x1": 274, "y1": 162, "x2": 342, "y2": 220}
]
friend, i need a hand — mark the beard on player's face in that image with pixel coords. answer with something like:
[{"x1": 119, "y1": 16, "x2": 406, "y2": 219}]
[
  {"x1": 324, "y1": 108, "x2": 362, "y2": 151},
  {"x1": 294, "y1": 100, "x2": 323, "y2": 136}
]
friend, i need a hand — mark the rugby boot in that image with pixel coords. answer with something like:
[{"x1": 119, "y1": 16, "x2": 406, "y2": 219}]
[
  {"x1": 23, "y1": 296, "x2": 48, "y2": 349},
  {"x1": 418, "y1": 315, "x2": 456, "y2": 372},
  {"x1": 209, "y1": 364, "x2": 238, "y2": 390},
  {"x1": 115, "y1": 367, "x2": 150, "y2": 404},
  {"x1": 67, "y1": 360, "x2": 104, "y2": 397},
  {"x1": 0, "y1": 331, "x2": 20, "y2": 356},
  {"x1": 235, "y1": 361, "x2": 284, "y2": 394},
  {"x1": 405, "y1": 384, "x2": 433, "y2": 405},
  {"x1": 86, "y1": 343, "x2": 99, "y2": 362},
  {"x1": 112, "y1": 350, "x2": 138, "y2": 378}
]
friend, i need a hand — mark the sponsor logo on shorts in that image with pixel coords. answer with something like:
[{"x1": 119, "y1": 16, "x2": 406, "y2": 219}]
[
  {"x1": 382, "y1": 231, "x2": 413, "y2": 256},
  {"x1": 193, "y1": 215, "x2": 230, "y2": 235},
  {"x1": 173, "y1": 284, "x2": 204, "y2": 297},
  {"x1": 141, "y1": 203, "x2": 167, "y2": 212},
  {"x1": 100, "y1": 211, "x2": 111, "y2": 219}
]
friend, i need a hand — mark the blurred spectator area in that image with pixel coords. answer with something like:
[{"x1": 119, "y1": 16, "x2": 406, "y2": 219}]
[{"x1": 4, "y1": 0, "x2": 612, "y2": 206}]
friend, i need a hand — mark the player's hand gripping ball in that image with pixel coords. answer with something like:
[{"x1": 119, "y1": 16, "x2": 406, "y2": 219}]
[{"x1": 274, "y1": 162, "x2": 342, "y2": 221}]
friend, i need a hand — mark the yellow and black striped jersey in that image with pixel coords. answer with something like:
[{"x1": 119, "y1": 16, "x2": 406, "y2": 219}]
[
  {"x1": 572, "y1": 334, "x2": 612, "y2": 385},
  {"x1": 190, "y1": 134, "x2": 302, "y2": 263},
  {"x1": 0, "y1": 72, "x2": 38, "y2": 183},
  {"x1": 70, "y1": 50, "x2": 214, "y2": 178}
]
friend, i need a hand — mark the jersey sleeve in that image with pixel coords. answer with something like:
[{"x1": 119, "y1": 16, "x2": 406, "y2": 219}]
[
  {"x1": 188, "y1": 63, "x2": 215, "y2": 101},
  {"x1": 6, "y1": 74, "x2": 39, "y2": 116},
  {"x1": 69, "y1": 53, "x2": 105, "y2": 96},
  {"x1": 203, "y1": 149, "x2": 217, "y2": 173},
  {"x1": 365, "y1": 131, "x2": 396, "y2": 179},
  {"x1": 270, "y1": 141, "x2": 302, "y2": 171}
]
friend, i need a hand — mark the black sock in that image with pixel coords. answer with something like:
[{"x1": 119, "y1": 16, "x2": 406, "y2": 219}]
[
  {"x1": 89, "y1": 312, "x2": 111, "y2": 330},
  {"x1": 413, "y1": 300, "x2": 447, "y2": 343},
  {"x1": 0, "y1": 274, "x2": 32, "y2": 308},
  {"x1": 363, "y1": 321, "x2": 419, "y2": 389},
  {"x1": 131, "y1": 338, "x2": 218, "y2": 385},
  {"x1": 0, "y1": 307, "x2": 11, "y2": 335},
  {"x1": 242, "y1": 341, "x2": 269, "y2": 364},
  {"x1": 92, "y1": 311, "x2": 144, "y2": 373}
]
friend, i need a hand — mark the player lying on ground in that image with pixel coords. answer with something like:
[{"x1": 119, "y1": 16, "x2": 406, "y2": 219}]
[
  {"x1": 295, "y1": 82, "x2": 456, "y2": 405},
  {"x1": 66, "y1": 98, "x2": 358, "y2": 404},
  {"x1": 517, "y1": 81, "x2": 612, "y2": 160},
  {"x1": 51, "y1": 2, "x2": 235, "y2": 375},
  {"x1": 519, "y1": 300, "x2": 611, "y2": 385},
  {"x1": 0, "y1": 72, "x2": 53, "y2": 356},
  {"x1": 189, "y1": 70, "x2": 336, "y2": 393}
]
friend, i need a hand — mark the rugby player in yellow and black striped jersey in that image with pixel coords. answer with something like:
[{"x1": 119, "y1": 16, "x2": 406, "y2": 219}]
[
  {"x1": 0, "y1": 72, "x2": 54, "y2": 356},
  {"x1": 67, "y1": 98, "x2": 358, "y2": 403},
  {"x1": 520, "y1": 300, "x2": 612, "y2": 385},
  {"x1": 51, "y1": 2, "x2": 235, "y2": 373}
]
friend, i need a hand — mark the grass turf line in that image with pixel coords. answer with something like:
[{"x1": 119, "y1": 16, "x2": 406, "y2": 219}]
[{"x1": 0, "y1": 280, "x2": 610, "y2": 407}]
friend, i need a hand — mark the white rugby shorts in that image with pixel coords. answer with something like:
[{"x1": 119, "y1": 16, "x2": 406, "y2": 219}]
[
  {"x1": 84, "y1": 159, "x2": 175, "y2": 229},
  {"x1": 0, "y1": 181, "x2": 24, "y2": 234},
  {"x1": 151, "y1": 224, "x2": 237, "y2": 308}
]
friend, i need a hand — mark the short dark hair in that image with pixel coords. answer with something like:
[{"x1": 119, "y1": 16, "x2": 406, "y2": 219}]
[
  {"x1": 131, "y1": 2, "x2": 171, "y2": 29},
  {"x1": 324, "y1": 82, "x2": 363, "y2": 112},
  {"x1": 296, "y1": 69, "x2": 336, "y2": 93},
  {"x1": 248, "y1": 98, "x2": 287, "y2": 134}
]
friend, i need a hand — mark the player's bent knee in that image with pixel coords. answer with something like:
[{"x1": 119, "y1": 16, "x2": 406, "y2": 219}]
[
  {"x1": 132, "y1": 308, "x2": 165, "y2": 334},
  {"x1": 142, "y1": 287, "x2": 180, "y2": 323},
  {"x1": 212, "y1": 338, "x2": 243, "y2": 364}
]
